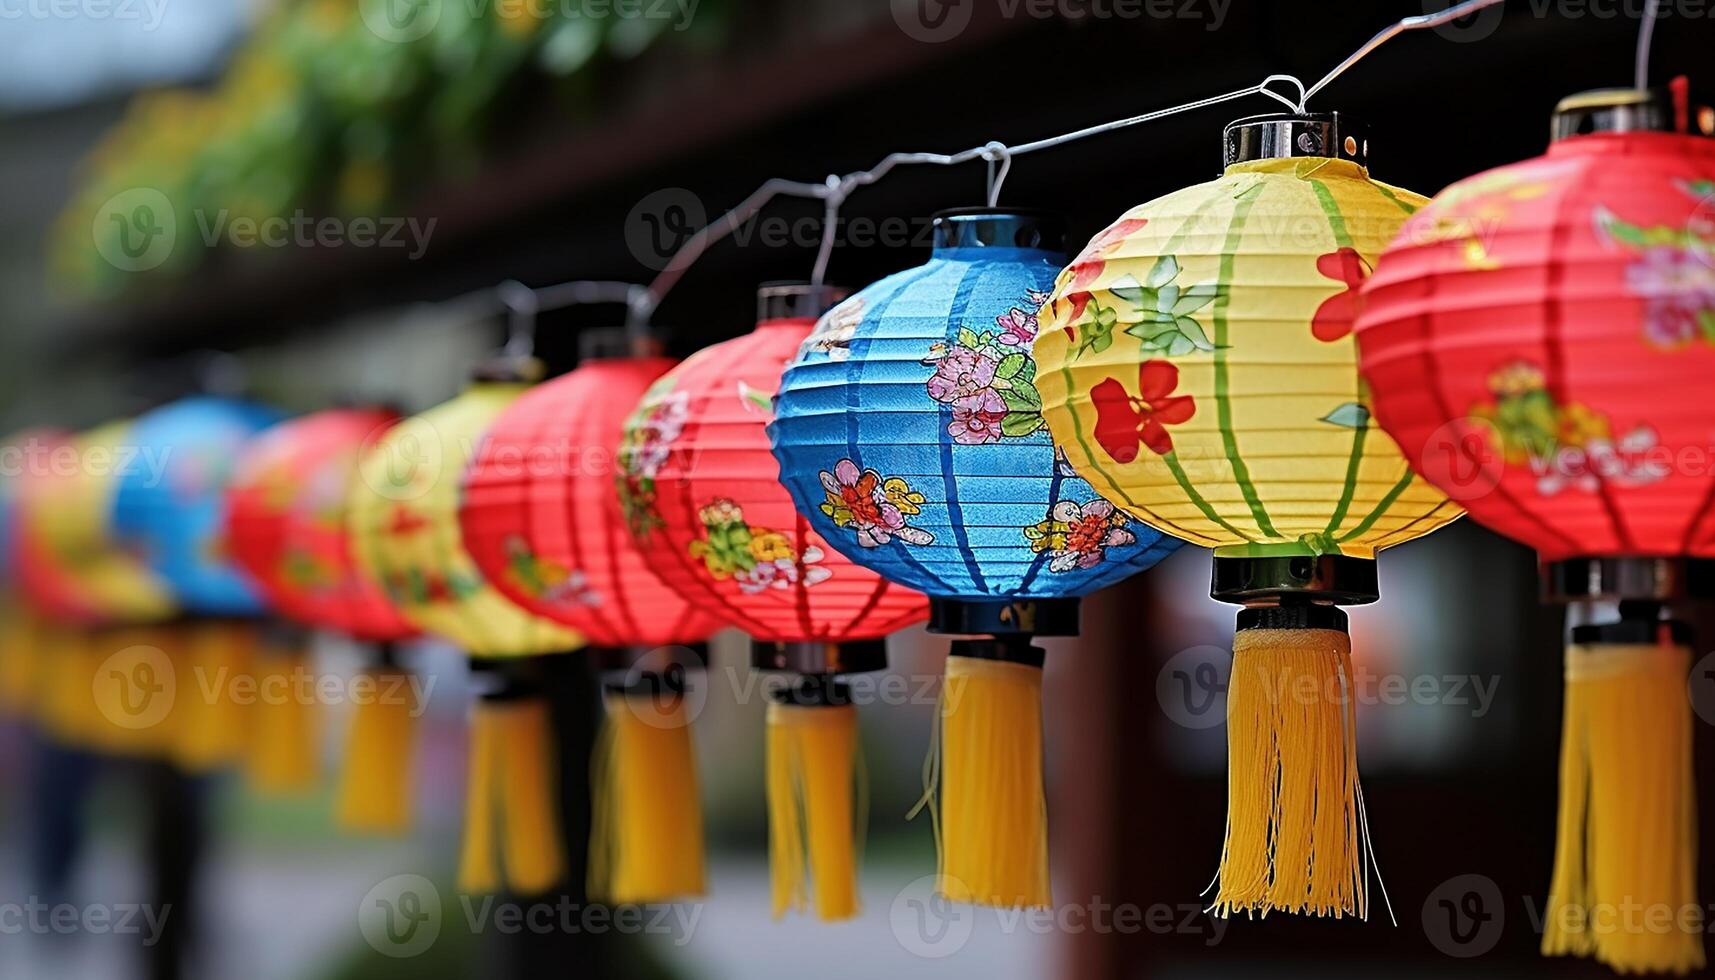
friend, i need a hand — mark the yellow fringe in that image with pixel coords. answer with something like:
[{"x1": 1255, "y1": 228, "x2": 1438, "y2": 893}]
[
  {"x1": 1542, "y1": 642, "x2": 1704, "y2": 975},
  {"x1": 767, "y1": 701, "x2": 865, "y2": 921},
  {"x1": 44, "y1": 626, "x2": 119, "y2": 750},
  {"x1": 0, "y1": 604, "x2": 41, "y2": 719},
  {"x1": 334, "y1": 670, "x2": 420, "y2": 835},
  {"x1": 588, "y1": 687, "x2": 706, "y2": 904},
  {"x1": 1210, "y1": 627, "x2": 1369, "y2": 920},
  {"x1": 245, "y1": 648, "x2": 319, "y2": 796},
  {"x1": 458, "y1": 698, "x2": 565, "y2": 896},
  {"x1": 458, "y1": 701, "x2": 501, "y2": 894},
  {"x1": 929, "y1": 655, "x2": 1050, "y2": 910},
  {"x1": 173, "y1": 621, "x2": 258, "y2": 773},
  {"x1": 497, "y1": 698, "x2": 565, "y2": 895}
]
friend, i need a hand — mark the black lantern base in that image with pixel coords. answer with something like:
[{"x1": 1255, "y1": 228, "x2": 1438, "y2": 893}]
[
  {"x1": 1542, "y1": 556, "x2": 1715, "y2": 604},
  {"x1": 927, "y1": 597, "x2": 1080, "y2": 637},
  {"x1": 1211, "y1": 555, "x2": 1379, "y2": 607},
  {"x1": 947, "y1": 636, "x2": 1047, "y2": 669},
  {"x1": 750, "y1": 639, "x2": 886, "y2": 676},
  {"x1": 590, "y1": 643, "x2": 708, "y2": 697}
]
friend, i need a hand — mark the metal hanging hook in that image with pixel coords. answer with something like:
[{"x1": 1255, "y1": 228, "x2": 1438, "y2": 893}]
[
  {"x1": 812, "y1": 174, "x2": 845, "y2": 287},
  {"x1": 981, "y1": 141, "x2": 1012, "y2": 207},
  {"x1": 496, "y1": 279, "x2": 539, "y2": 358}
]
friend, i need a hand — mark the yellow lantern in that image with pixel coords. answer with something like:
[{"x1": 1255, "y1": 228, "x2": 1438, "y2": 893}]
[
  {"x1": 16, "y1": 422, "x2": 178, "y2": 752},
  {"x1": 348, "y1": 367, "x2": 581, "y2": 896},
  {"x1": 1036, "y1": 114, "x2": 1461, "y2": 922}
]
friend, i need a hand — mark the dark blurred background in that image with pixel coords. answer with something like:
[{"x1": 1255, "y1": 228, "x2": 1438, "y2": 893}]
[{"x1": 2, "y1": 1, "x2": 1712, "y2": 978}]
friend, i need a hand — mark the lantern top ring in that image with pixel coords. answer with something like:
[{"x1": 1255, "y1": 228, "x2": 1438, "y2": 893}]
[
  {"x1": 1552, "y1": 83, "x2": 1715, "y2": 141},
  {"x1": 755, "y1": 281, "x2": 850, "y2": 322},
  {"x1": 930, "y1": 208, "x2": 1068, "y2": 253},
  {"x1": 1222, "y1": 111, "x2": 1368, "y2": 170}
]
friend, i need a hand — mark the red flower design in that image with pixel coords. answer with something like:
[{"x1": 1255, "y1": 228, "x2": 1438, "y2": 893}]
[
  {"x1": 1060, "y1": 218, "x2": 1149, "y2": 339},
  {"x1": 1311, "y1": 247, "x2": 1373, "y2": 343},
  {"x1": 1091, "y1": 360, "x2": 1196, "y2": 462}
]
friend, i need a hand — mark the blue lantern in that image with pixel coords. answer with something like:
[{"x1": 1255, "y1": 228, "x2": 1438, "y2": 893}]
[
  {"x1": 768, "y1": 209, "x2": 1179, "y2": 912},
  {"x1": 769, "y1": 209, "x2": 1179, "y2": 621},
  {"x1": 112, "y1": 396, "x2": 285, "y2": 617}
]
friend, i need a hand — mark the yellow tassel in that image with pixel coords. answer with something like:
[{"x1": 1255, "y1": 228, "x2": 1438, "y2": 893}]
[
  {"x1": 767, "y1": 700, "x2": 865, "y2": 921},
  {"x1": 929, "y1": 655, "x2": 1050, "y2": 910},
  {"x1": 459, "y1": 698, "x2": 566, "y2": 895},
  {"x1": 458, "y1": 701, "x2": 502, "y2": 894},
  {"x1": 497, "y1": 698, "x2": 565, "y2": 895},
  {"x1": 589, "y1": 686, "x2": 705, "y2": 903},
  {"x1": 245, "y1": 648, "x2": 319, "y2": 796},
  {"x1": 1542, "y1": 642, "x2": 1704, "y2": 975},
  {"x1": 42, "y1": 626, "x2": 96, "y2": 747},
  {"x1": 1210, "y1": 627, "x2": 1369, "y2": 919},
  {"x1": 0, "y1": 604, "x2": 41, "y2": 719},
  {"x1": 334, "y1": 669, "x2": 420, "y2": 835},
  {"x1": 173, "y1": 620, "x2": 258, "y2": 773}
]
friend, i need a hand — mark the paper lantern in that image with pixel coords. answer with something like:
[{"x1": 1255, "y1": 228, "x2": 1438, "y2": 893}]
[
  {"x1": 619, "y1": 283, "x2": 929, "y2": 921},
  {"x1": 1356, "y1": 85, "x2": 1715, "y2": 974},
  {"x1": 106, "y1": 397, "x2": 283, "y2": 768},
  {"x1": 226, "y1": 407, "x2": 419, "y2": 805},
  {"x1": 348, "y1": 369, "x2": 582, "y2": 896},
  {"x1": 1036, "y1": 114, "x2": 1460, "y2": 922},
  {"x1": 227, "y1": 407, "x2": 416, "y2": 642},
  {"x1": 770, "y1": 210, "x2": 1182, "y2": 910},
  {"x1": 112, "y1": 396, "x2": 284, "y2": 617},
  {"x1": 460, "y1": 347, "x2": 729, "y2": 650},
  {"x1": 460, "y1": 336, "x2": 727, "y2": 904},
  {"x1": 348, "y1": 379, "x2": 581, "y2": 657},
  {"x1": 11, "y1": 423, "x2": 177, "y2": 745}
]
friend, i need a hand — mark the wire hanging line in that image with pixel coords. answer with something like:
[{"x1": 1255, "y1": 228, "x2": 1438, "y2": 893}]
[{"x1": 454, "y1": 0, "x2": 1649, "y2": 342}]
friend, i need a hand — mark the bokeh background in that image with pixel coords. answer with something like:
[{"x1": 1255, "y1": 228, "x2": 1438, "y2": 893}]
[{"x1": 1, "y1": 1, "x2": 1712, "y2": 978}]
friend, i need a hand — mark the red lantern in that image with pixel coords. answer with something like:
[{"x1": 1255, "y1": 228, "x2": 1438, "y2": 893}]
[
  {"x1": 618, "y1": 285, "x2": 929, "y2": 921},
  {"x1": 226, "y1": 407, "x2": 417, "y2": 642},
  {"x1": 1356, "y1": 84, "x2": 1715, "y2": 976},
  {"x1": 460, "y1": 335, "x2": 730, "y2": 905},
  {"x1": 1358, "y1": 87, "x2": 1715, "y2": 560},
  {"x1": 619, "y1": 286, "x2": 928, "y2": 646},
  {"x1": 459, "y1": 342, "x2": 730, "y2": 649}
]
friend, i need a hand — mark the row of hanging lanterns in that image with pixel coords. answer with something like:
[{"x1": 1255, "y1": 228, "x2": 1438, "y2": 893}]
[{"x1": 2, "y1": 42, "x2": 1712, "y2": 976}]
